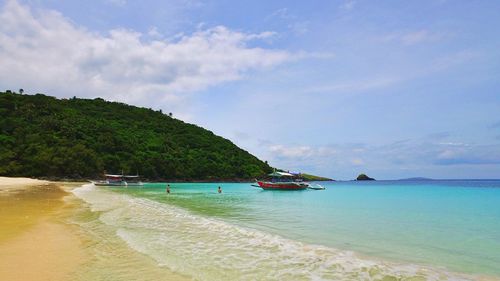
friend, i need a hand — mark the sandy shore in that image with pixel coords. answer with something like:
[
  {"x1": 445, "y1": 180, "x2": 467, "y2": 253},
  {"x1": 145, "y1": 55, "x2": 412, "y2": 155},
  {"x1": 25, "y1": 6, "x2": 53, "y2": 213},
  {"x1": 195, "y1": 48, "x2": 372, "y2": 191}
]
[
  {"x1": 0, "y1": 177, "x2": 190, "y2": 281},
  {"x1": 0, "y1": 176, "x2": 50, "y2": 190},
  {"x1": 0, "y1": 178, "x2": 83, "y2": 281}
]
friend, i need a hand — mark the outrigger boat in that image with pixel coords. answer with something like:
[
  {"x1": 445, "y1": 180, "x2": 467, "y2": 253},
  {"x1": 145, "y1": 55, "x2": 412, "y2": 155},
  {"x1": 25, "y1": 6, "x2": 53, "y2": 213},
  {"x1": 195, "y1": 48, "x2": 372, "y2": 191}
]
[
  {"x1": 256, "y1": 171, "x2": 310, "y2": 190},
  {"x1": 93, "y1": 174, "x2": 143, "y2": 187}
]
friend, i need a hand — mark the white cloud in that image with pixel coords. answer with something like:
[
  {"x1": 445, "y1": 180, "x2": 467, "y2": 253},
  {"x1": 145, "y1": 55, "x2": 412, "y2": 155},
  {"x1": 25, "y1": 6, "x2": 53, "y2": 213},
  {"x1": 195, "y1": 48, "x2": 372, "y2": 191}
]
[
  {"x1": 340, "y1": 0, "x2": 356, "y2": 11},
  {"x1": 376, "y1": 29, "x2": 446, "y2": 46},
  {"x1": 246, "y1": 31, "x2": 277, "y2": 40},
  {"x1": 262, "y1": 140, "x2": 500, "y2": 179},
  {"x1": 0, "y1": 0, "x2": 291, "y2": 109},
  {"x1": 147, "y1": 26, "x2": 163, "y2": 39}
]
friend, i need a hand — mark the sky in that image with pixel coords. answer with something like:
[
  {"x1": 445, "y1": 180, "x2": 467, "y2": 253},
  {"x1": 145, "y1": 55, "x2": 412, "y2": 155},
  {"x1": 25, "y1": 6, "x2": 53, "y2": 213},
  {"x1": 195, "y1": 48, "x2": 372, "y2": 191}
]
[{"x1": 1, "y1": 0, "x2": 499, "y2": 180}]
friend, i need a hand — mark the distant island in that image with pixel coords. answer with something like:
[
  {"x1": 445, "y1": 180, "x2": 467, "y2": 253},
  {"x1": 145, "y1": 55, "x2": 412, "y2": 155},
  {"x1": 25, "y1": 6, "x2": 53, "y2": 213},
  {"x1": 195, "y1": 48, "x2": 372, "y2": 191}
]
[
  {"x1": 299, "y1": 173, "x2": 333, "y2": 181},
  {"x1": 0, "y1": 91, "x2": 329, "y2": 181},
  {"x1": 356, "y1": 173, "x2": 375, "y2": 181},
  {"x1": 398, "y1": 177, "x2": 434, "y2": 181}
]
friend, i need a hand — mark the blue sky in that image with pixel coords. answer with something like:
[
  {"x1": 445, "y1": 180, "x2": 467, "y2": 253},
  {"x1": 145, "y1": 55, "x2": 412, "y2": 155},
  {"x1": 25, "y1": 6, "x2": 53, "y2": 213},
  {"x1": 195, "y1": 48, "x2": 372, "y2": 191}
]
[{"x1": 1, "y1": 0, "x2": 499, "y2": 179}]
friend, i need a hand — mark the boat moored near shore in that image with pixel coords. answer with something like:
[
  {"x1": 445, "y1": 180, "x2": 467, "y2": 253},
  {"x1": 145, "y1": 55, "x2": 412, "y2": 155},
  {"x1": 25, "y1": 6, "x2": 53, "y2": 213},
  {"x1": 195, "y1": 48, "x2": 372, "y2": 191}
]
[
  {"x1": 256, "y1": 171, "x2": 310, "y2": 190},
  {"x1": 93, "y1": 174, "x2": 143, "y2": 187}
]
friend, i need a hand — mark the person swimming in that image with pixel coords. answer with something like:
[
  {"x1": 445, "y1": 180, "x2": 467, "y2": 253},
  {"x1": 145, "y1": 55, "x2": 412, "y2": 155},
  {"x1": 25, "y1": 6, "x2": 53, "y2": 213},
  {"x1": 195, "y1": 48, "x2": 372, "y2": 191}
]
[{"x1": 218, "y1": 186, "x2": 222, "y2": 193}]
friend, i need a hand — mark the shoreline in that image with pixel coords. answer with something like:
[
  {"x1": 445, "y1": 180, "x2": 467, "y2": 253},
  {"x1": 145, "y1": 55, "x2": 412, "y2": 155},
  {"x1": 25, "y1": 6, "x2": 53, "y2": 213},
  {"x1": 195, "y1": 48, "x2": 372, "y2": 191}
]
[
  {"x1": 17, "y1": 177, "x2": 335, "y2": 184},
  {"x1": 1, "y1": 177, "x2": 499, "y2": 280}
]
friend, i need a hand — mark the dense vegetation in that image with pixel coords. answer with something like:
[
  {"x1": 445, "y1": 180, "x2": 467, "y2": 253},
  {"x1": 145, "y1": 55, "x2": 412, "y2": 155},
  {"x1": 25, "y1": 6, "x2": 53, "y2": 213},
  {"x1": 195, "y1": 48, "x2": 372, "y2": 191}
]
[{"x1": 0, "y1": 92, "x2": 273, "y2": 180}]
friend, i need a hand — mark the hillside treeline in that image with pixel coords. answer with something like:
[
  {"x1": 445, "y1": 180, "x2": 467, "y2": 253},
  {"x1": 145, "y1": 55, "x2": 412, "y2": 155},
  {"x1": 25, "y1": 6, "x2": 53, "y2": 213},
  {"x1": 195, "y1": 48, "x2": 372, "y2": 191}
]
[{"x1": 0, "y1": 92, "x2": 272, "y2": 180}]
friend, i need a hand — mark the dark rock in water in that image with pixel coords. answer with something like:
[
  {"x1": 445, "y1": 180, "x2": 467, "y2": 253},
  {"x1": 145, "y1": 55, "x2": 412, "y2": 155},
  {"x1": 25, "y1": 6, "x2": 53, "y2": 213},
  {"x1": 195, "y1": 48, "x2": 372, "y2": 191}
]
[{"x1": 356, "y1": 173, "x2": 375, "y2": 181}]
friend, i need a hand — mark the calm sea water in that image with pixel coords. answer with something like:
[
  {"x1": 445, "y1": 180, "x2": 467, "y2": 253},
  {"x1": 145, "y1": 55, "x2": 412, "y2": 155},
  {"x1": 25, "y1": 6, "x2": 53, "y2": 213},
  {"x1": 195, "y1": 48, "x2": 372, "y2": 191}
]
[{"x1": 73, "y1": 180, "x2": 500, "y2": 280}]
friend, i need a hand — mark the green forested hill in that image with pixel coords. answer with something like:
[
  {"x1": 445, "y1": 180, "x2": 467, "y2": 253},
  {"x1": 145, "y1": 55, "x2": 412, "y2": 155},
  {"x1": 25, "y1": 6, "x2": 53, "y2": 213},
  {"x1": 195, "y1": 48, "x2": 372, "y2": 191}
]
[{"x1": 0, "y1": 92, "x2": 272, "y2": 180}]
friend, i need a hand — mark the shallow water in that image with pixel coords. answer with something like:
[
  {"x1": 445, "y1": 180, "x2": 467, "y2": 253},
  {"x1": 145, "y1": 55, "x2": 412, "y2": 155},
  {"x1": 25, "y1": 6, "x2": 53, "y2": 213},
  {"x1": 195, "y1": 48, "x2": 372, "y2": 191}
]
[{"x1": 72, "y1": 180, "x2": 500, "y2": 280}]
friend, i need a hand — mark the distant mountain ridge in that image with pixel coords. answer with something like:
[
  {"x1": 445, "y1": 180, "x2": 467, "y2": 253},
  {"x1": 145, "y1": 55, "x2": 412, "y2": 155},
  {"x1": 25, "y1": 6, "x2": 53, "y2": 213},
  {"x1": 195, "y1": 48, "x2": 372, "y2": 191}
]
[
  {"x1": 398, "y1": 177, "x2": 434, "y2": 181},
  {"x1": 299, "y1": 173, "x2": 333, "y2": 181},
  {"x1": 0, "y1": 92, "x2": 275, "y2": 180}
]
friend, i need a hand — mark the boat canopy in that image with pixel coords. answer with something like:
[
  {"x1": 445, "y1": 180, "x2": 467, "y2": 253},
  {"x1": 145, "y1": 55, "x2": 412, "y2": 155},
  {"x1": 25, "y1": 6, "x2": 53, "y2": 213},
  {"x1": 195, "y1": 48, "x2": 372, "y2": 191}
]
[
  {"x1": 105, "y1": 174, "x2": 124, "y2": 178},
  {"x1": 268, "y1": 171, "x2": 294, "y2": 177},
  {"x1": 104, "y1": 174, "x2": 140, "y2": 178}
]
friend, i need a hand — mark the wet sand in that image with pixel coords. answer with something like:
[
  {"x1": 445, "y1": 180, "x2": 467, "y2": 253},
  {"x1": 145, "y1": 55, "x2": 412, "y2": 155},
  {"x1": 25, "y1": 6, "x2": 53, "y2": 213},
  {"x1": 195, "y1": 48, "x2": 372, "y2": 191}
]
[{"x1": 0, "y1": 221, "x2": 83, "y2": 281}]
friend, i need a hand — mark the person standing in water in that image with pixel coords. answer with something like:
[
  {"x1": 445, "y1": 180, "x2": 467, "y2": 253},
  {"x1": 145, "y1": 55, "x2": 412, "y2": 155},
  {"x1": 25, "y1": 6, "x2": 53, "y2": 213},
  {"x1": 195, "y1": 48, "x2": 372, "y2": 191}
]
[
  {"x1": 218, "y1": 186, "x2": 222, "y2": 193},
  {"x1": 166, "y1": 184, "x2": 171, "y2": 194}
]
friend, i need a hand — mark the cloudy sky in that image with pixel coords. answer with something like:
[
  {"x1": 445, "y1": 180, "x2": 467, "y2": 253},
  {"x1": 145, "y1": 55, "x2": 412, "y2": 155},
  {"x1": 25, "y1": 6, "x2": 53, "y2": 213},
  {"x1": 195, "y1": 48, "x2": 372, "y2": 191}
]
[{"x1": 1, "y1": 0, "x2": 499, "y2": 179}]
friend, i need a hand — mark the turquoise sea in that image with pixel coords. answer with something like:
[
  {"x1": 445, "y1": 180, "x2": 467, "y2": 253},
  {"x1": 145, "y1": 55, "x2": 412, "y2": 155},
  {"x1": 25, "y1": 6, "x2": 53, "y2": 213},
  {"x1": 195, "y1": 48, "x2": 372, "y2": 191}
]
[{"x1": 73, "y1": 180, "x2": 500, "y2": 280}]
